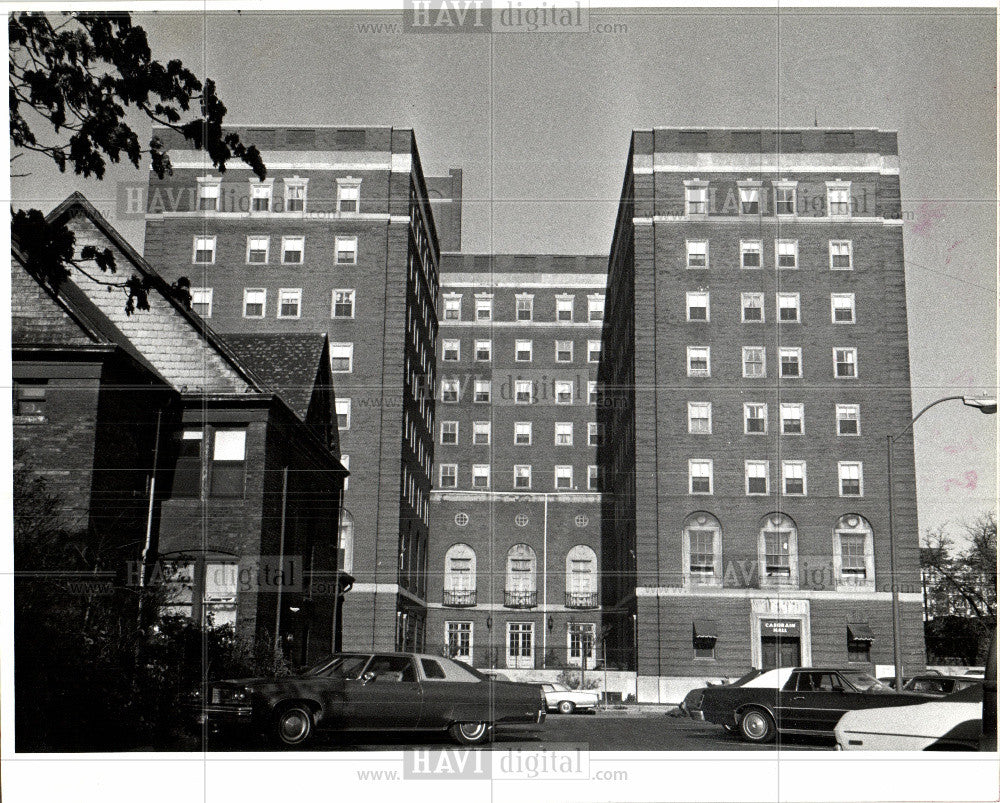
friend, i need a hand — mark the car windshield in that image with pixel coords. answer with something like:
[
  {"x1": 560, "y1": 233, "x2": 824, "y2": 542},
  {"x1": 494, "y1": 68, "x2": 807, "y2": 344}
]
[
  {"x1": 551, "y1": 683, "x2": 570, "y2": 692},
  {"x1": 301, "y1": 654, "x2": 371, "y2": 679},
  {"x1": 840, "y1": 672, "x2": 888, "y2": 691}
]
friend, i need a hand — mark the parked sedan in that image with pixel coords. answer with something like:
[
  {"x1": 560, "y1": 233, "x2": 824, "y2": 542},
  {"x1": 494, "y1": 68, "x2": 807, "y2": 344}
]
[
  {"x1": 188, "y1": 652, "x2": 546, "y2": 747},
  {"x1": 688, "y1": 667, "x2": 934, "y2": 743},
  {"x1": 902, "y1": 674, "x2": 982, "y2": 696},
  {"x1": 541, "y1": 682, "x2": 600, "y2": 714},
  {"x1": 835, "y1": 684, "x2": 983, "y2": 750}
]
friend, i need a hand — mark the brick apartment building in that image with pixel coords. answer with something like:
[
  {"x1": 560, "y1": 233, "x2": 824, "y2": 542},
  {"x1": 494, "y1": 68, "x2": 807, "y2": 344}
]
[
  {"x1": 143, "y1": 126, "x2": 450, "y2": 653},
  {"x1": 599, "y1": 128, "x2": 925, "y2": 701},
  {"x1": 427, "y1": 253, "x2": 606, "y2": 671}
]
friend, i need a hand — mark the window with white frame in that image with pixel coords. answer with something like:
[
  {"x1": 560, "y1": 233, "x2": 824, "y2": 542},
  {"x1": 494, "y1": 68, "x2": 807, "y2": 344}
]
[
  {"x1": 243, "y1": 288, "x2": 266, "y2": 318},
  {"x1": 830, "y1": 240, "x2": 853, "y2": 270},
  {"x1": 472, "y1": 464, "x2": 491, "y2": 489},
  {"x1": 196, "y1": 179, "x2": 220, "y2": 211},
  {"x1": 836, "y1": 404, "x2": 860, "y2": 435},
  {"x1": 588, "y1": 294, "x2": 604, "y2": 322},
  {"x1": 686, "y1": 240, "x2": 708, "y2": 269},
  {"x1": 739, "y1": 183, "x2": 761, "y2": 214},
  {"x1": 742, "y1": 292, "x2": 764, "y2": 322},
  {"x1": 779, "y1": 347, "x2": 802, "y2": 378},
  {"x1": 554, "y1": 381, "x2": 573, "y2": 404},
  {"x1": 685, "y1": 181, "x2": 709, "y2": 216},
  {"x1": 475, "y1": 294, "x2": 493, "y2": 321},
  {"x1": 776, "y1": 239, "x2": 798, "y2": 268},
  {"x1": 516, "y1": 294, "x2": 533, "y2": 321},
  {"x1": 587, "y1": 465, "x2": 599, "y2": 491},
  {"x1": 827, "y1": 181, "x2": 852, "y2": 217},
  {"x1": 340, "y1": 455, "x2": 349, "y2": 490},
  {"x1": 688, "y1": 402, "x2": 711, "y2": 434},
  {"x1": 191, "y1": 287, "x2": 213, "y2": 318},
  {"x1": 473, "y1": 380, "x2": 491, "y2": 403},
  {"x1": 780, "y1": 402, "x2": 804, "y2": 434},
  {"x1": 330, "y1": 342, "x2": 353, "y2": 372},
  {"x1": 740, "y1": 240, "x2": 762, "y2": 269},
  {"x1": 588, "y1": 422, "x2": 602, "y2": 446},
  {"x1": 440, "y1": 421, "x2": 458, "y2": 445},
  {"x1": 777, "y1": 292, "x2": 801, "y2": 322},
  {"x1": 514, "y1": 464, "x2": 532, "y2": 489},
  {"x1": 839, "y1": 462, "x2": 863, "y2": 496},
  {"x1": 834, "y1": 347, "x2": 858, "y2": 378},
  {"x1": 439, "y1": 464, "x2": 457, "y2": 488},
  {"x1": 687, "y1": 347, "x2": 710, "y2": 377},
  {"x1": 743, "y1": 346, "x2": 766, "y2": 378},
  {"x1": 759, "y1": 513, "x2": 798, "y2": 585},
  {"x1": 685, "y1": 513, "x2": 722, "y2": 586},
  {"x1": 193, "y1": 236, "x2": 216, "y2": 264},
  {"x1": 277, "y1": 288, "x2": 302, "y2": 319},
  {"x1": 472, "y1": 421, "x2": 491, "y2": 445},
  {"x1": 566, "y1": 544, "x2": 598, "y2": 598},
  {"x1": 474, "y1": 339, "x2": 492, "y2": 362},
  {"x1": 555, "y1": 422, "x2": 573, "y2": 446},
  {"x1": 515, "y1": 380, "x2": 533, "y2": 404},
  {"x1": 441, "y1": 379, "x2": 460, "y2": 403},
  {"x1": 249, "y1": 180, "x2": 273, "y2": 212},
  {"x1": 567, "y1": 622, "x2": 597, "y2": 668},
  {"x1": 555, "y1": 340, "x2": 574, "y2": 363},
  {"x1": 835, "y1": 515, "x2": 875, "y2": 588},
  {"x1": 514, "y1": 421, "x2": 532, "y2": 445},
  {"x1": 442, "y1": 339, "x2": 460, "y2": 361},
  {"x1": 554, "y1": 465, "x2": 573, "y2": 490},
  {"x1": 744, "y1": 402, "x2": 767, "y2": 434},
  {"x1": 337, "y1": 179, "x2": 360, "y2": 214},
  {"x1": 686, "y1": 291, "x2": 709, "y2": 321},
  {"x1": 443, "y1": 294, "x2": 462, "y2": 321},
  {"x1": 782, "y1": 461, "x2": 806, "y2": 495},
  {"x1": 247, "y1": 235, "x2": 270, "y2": 264},
  {"x1": 587, "y1": 339, "x2": 601, "y2": 363},
  {"x1": 443, "y1": 543, "x2": 476, "y2": 598},
  {"x1": 446, "y1": 621, "x2": 473, "y2": 663},
  {"x1": 335, "y1": 237, "x2": 357, "y2": 264},
  {"x1": 332, "y1": 289, "x2": 355, "y2": 318},
  {"x1": 689, "y1": 459, "x2": 713, "y2": 495},
  {"x1": 284, "y1": 178, "x2": 307, "y2": 212},
  {"x1": 774, "y1": 181, "x2": 797, "y2": 216},
  {"x1": 745, "y1": 460, "x2": 769, "y2": 495},
  {"x1": 281, "y1": 236, "x2": 304, "y2": 264},
  {"x1": 335, "y1": 398, "x2": 351, "y2": 430},
  {"x1": 588, "y1": 381, "x2": 598, "y2": 406},
  {"x1": 555, "y1": 295, "x2": 574, "y2": 322},
  {"x1": 515, "y1": 339, "x2": 533, "y2": 362},
  {"x1": 831, "y1": 293, "x2": 856, "y2": 323}
]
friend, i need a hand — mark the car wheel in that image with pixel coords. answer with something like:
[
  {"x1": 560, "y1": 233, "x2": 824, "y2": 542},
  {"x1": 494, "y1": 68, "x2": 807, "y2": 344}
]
[
  {"x1": 449, "y1": 722, "x2": 490, "y2": 746},
  {"x1": 738, "y1": 707, "x2": 775, "y2": 744},
  {"x1": 557, "y1": 700, "x2": 576, "y2": 715},
  {"x1": 274, "y1": 704, "x2": 314, "y2": 747}
]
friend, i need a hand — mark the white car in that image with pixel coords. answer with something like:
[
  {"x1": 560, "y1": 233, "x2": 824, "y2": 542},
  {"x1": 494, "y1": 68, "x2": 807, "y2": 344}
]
[
  {"x1": 541, "y1": 682, "x2": 600, "y2": 714},
  {"x1": 834, "y1": 684, "x2": 982, "y2": 751}
]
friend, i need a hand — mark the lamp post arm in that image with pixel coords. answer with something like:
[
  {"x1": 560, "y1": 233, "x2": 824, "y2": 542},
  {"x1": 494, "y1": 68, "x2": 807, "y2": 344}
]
[{"x1": 891, "y1": 396, "x2": 966, "y2": 443}]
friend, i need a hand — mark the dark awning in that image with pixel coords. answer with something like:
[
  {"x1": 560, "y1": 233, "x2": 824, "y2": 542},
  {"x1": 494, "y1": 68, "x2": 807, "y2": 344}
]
[
  {"x1": 848, "y1": 622, "x2": 875, "y2": 642},
  {"x1": 693, "y1": 619, "x2": 719, "y2": 639}
]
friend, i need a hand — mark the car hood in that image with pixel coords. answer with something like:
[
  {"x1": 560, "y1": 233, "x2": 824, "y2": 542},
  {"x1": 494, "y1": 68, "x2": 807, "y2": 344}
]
[{"x1": 837, "y1": 699, "x2": 982, "y2": 736}]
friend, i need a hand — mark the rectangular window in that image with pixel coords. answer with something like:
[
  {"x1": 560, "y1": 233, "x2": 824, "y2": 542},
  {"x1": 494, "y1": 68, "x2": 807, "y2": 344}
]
[
  {"x1": 776, "y1": 240, "x2": 798, "y2": 269},
  {"x1": 242, "y1": 288, "x2": 266, "y2": 318},
  {"x1": 250, "y1": 182, "x2": 272, "y2": 212},
  {"x1": 687, "y1": 347, "x2": 710, "y2": 377},
  {"x1": 335, "y1": 399, "x2": 351, "y2": 430},
  {"x1": 210, "y1": 429, "x2": 247, "y2": 497},
  {"x1": 834, "y1": 347, "x2": 858, "y2": 378},
  {"x1": 739, "y1": 185, "x2": 761, "y2": 214},
  {"x1": 555, "y1": 295, "x2": 574, "y2": 322},
  {"x1": 848, "y1": 637, "x2": 871, "y2": 663},
  {"x1": 191, "y1": 287, "x2": 213, "y2": 318},
  {"x1": 744, "y1": 403, "x2": 767, "y2": 434},
  {"x1": 742, "y1": 292, "x2": 764, "y2": 322},
  {"x1": 830, "y1": 240, "x2": 853, "y2": 270},
  {"x1": 514, "y1": 422, "x2": 532, "y2": 445},
  {"x1": 554, "y1": 465, "x2": 573, "y2": 490},
  {"x1": 439, "y1": 464, "x2": 457, "y2": 488},
  {"x1": 332, "y1": 289, "x2": 355, "y2": 318},
  {"x1": 281, "y1": 236, "x2": 304, "y2": 264},
  {"x1": 514, "y1": 465, "x2": 532, "y2": 489},
  {"x1": 555, "y1": 422, "x2": 573, "y2": 446},
  {"x1": 474, "y1": 339, "x2": 492, "y2": 362},
  {"x1": 774, "y1": 183, "x2": 796, "y2": 216},
  {"x1": 588, "y1": 465, "x2": 599, "y2": 491},
  {"x1": 689, "y1": 459, "x2": 713, "y2": 495},
  {"x1": 827, "y1": 184, "x2": 851, "y2": 217},
  {"x1": 197, "y1": 181, "x2": 220, "y2": 211},
  {"x1": 841, "y1": 536, "x2": 867, "y2": 578},
  {"x1": 831, "y1": 293, "x2": 856, "y2": 323},
  {"x1": 475, "y1": 295, "x2": 493, "y2": 321},
  {"x1": 277, "y1": 288, "x2": 302, "y2": 319},
  {"x1": 335, "y1": 237, "x2": 357, "y2": 264},
  {"x1": 588, "y1": 295, "x2": 604, "y2": 322},
  {"x1": 780, "y1": 403, "x2": 804, "y2": 434},
  {"x1": 473, "y1": 380, "x2": 491, "y2": 404},
  {"x1": 777, "y1": 293, "x2": 800, "y2": 322},
  {"x1": 685, "y1": 184, "x2": 708, "y2": 216},
  {"x1": 443, "y1": 294, "x2": 462, "y2": 321},
  {"x1": 587, "y1": 339, "x2": 601, "y2": 363},
  {"x1": 782, "y1": 461, "x2": 806, "y2": 496},
  {"x1": 779, "y1": 347, "x2": 802, "y2": 378},
  {"x1": 588, "y1": 381, "x2": 598, "y2": 406},
  {"x1": 515, "y1": 339, "x2": 533, "y2": 362},
  {"x1": 285, "y1": 181, "x2": 307, "y2": 212},
  {"x1": 337, "y1": 182, "x2": 360, "y2": 214},
  {"x1": 743, "y1": 347, "x2": 766, "y2": 379},
  {"x1": 764, "y1": 531, "x2": 791, "y2": 577},
  {"x1": 839, "y1": 462, "x2": 863, "y2": 496},
  {"x1": 688, "y1": 402, "x2": 712, "y2": 434},
  {"x1": 246, "y1": 235, "x2": 269, "y2": 264},
  {"x1": 686, "y1": 240, "x2": 708, "y2": 269},
  {"x1": 690, "y1": 530, "x2": 716, "y2": 580},
  {"x1": 836, "y1": 404, "x2": 860, "y2": 435},
  {"x1": 740, "y1": 240, "x2": 762, "y2": 269},
  {"x1": 330, "y1": 343, "x2": 353, "y2": 373},
  {"x1": 554, "y1": 381, "x2": 573, "y2": 404},
  {"x1": 193, "y1": 236, "x2": 216, "y2": 264},
  {"x1": 446, "y1": 621, "x2": 473, "y2": 662},
  {"x1": 13, "y1": 379, "x2": 47, "y2": 417},
  {"x1": 440, "y1": 421, "x2": 458, "y2": 445},
  {"x1": 171, "y1": 429, "x2": 203, "y2": 497},
  {"x1": 473, "y1": 421, "x2": 491, "y2": 445},
  {"x1": 555, "y1": 340, "x2": 574, "y2": 363},
  {"x1": 516, "y1": 294, "x2": 533, "y2": 321},
  {"x1": 442, "y1": 339, "x2": 460, "y2": 362},
  {"x1": 515, "y1": 381, "x2": 533, "y2": 404},
  {"x1": 588, "y1": 422, "x2": 601, "y2": 446},
  {"x1": 472, "y1": 464, "x2": 491, "y2": 489},
  {"x1": 686, "y1": 291, "x2": 709, "y2": 321},
  {"x1": 441, "y1": 380, "x2": 460, "y2": 403},
  {"x1": 745, "y1": 461, "x2": 769, "y2": 495}
]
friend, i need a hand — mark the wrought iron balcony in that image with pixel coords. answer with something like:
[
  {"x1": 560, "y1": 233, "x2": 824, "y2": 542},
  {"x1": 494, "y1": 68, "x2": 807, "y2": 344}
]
[
  {"x1": 565, "y1": 591, "x2": 599, "y2": 609},
  {"x1": 503, "y1": 590, "x2": 538, "y2": 609},
  {"x1": 442, "y1": 589, "x2": 477, "y2": 607}
]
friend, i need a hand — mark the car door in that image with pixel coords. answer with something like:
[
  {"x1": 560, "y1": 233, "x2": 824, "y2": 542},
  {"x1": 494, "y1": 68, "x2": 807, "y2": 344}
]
[
  {"x1": 340, "y1": 655, "x2": 423, "y2": 730},
  {"x1": 780, "y1": 671, "x2": 853, "y2": 732}
]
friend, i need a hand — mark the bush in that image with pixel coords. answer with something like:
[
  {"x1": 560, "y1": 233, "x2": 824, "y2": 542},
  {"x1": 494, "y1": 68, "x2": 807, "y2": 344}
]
[{"x1": 556, "y1": 669, "x2": 601, "y2": 690}]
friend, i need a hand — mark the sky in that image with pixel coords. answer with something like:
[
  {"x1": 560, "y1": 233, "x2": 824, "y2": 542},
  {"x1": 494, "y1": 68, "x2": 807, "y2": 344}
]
[{"x1": 10, "y1": 6, "x2": 997, "y2": 540}]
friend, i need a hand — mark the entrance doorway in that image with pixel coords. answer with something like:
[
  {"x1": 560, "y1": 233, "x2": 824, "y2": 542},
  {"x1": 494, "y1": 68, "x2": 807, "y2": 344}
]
[{"x1": 760, "y1": 619, "x2": 802, "y2": 670}]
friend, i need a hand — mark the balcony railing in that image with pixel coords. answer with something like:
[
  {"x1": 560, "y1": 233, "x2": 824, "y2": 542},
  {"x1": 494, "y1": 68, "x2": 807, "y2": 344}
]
[
  {"x1": 504, "y1": 590, "x2": 538, "y2": 609},
  {"x1": 442, "y1": 589, "x2": 477, "y2": 607},
  {"x1": 565, "y1": 591, "x2": 600, "y2": 609}
]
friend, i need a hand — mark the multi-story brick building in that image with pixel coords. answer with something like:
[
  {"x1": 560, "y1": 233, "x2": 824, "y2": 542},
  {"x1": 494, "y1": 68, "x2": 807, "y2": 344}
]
[
  {"x1": 599, "y1": 128, "x2": 924, "y2": 701},
  {"x1": 144, "y1": 126, "x2": 448, "y2": 652},
  {"x1": 427, "y1": 254, "x2": 606, "y2": 672}
]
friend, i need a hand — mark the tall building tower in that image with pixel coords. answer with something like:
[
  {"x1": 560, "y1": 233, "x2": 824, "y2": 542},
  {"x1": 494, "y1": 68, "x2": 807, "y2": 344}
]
[
  {"x1": 427, "y1": 254, "x2": 606, "y2": 672},
  {"x1": 144, "y1": 126, "x2": 448, "y2": 652},
  {"x1": 599, "y1": 128, "x2": 923, "y2": 702}
]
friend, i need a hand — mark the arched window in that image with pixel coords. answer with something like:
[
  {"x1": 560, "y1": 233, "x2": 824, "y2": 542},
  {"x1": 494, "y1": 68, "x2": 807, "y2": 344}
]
[
  {"x1": 683, "y1": 512, "x2": 723, "y2": 587},
  {"x1": 443, "y1": 543, "x2": 477, "y2": 606},
  {"x1": 758, "y1": 513, "x2": 798, "y2": 588},
  {"x1": 833, "y1": 514, "x2": 875, "y2": 590},
  {"x1": 505, "y1": 544, "x2": 537, "y2": 608},
  {"x1": 565, "y1": 545, "x2": 598, "y2": 608},
  {"x1": 338, "y1": 511, "x2": 354, "y2": 574}
]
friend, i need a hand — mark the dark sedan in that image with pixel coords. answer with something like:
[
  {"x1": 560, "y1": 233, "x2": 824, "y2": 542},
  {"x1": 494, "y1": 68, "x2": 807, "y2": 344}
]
[
  {"x1": 188, "y1": 652, "x2": 546, "y2": 747},
  {"x1": 688, "y1": 667, "x2": 936, "y2": 743},
  {"x1": 902, "y1": 674, "x2": 982, "y2": 697}
]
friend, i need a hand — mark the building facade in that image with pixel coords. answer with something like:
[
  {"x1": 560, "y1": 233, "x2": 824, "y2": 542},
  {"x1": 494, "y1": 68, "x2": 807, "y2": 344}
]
[
  {"x1": 599, "y1": 128, "x2": 925, "y2": 701},
  {"x1": 144, "y1": 126, "x2": 447, "y2": 652}
]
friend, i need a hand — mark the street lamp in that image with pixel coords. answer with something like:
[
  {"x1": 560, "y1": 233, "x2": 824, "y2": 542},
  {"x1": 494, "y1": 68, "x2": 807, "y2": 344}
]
[{"x1": 886, "y1": 394, "x2": 996, "y2": 690}]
